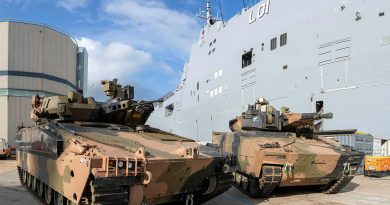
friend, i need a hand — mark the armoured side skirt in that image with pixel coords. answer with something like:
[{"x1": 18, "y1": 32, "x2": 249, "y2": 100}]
[{"x1": 16, "y1": 150, "x2": 91, "y2": 204}]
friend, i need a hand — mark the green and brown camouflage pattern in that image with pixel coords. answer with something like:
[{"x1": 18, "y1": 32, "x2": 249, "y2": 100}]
[
  {"x1": 16, "y1": 79, "x2": 234, "y2": 205},
  {"x1": 212, "y1": 97, "x2": 364, "y2": 197}
]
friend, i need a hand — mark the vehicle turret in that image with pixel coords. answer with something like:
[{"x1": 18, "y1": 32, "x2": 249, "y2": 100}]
[
  {"x1": 31, "y1": 79, "x2": 160, "y2": 129},
  {"x1": 230, "y1": 97, "x2": 333, "y2": 138}
]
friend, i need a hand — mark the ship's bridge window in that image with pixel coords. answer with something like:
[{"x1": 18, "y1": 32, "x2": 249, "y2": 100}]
[
  {"x1": 242, "y1": 51, "x2": 252, "y2": 68},
  {"x1": 165, "y1": 104, "x2": 174, "y2": 117},
  {"x1": 280, "y1": 33, "x2": 288, "y2": 47},
  {"x1": 271, "y1": 37, "x2": 277, "y2": 50}
]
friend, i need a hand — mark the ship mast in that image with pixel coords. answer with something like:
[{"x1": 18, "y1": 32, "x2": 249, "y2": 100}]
[
  {"x1": 205, "y1": 0, "x2": 212, "y2": 25},
  {"x1": 198, "y1": 0, "x2": 220, "y2": 26}
]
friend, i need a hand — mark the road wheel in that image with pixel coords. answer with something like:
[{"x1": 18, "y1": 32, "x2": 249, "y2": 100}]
[
  {"x1": 45, "y1": 184, "x2": 53, "y2": 204},
  {"x1": 234, "y1": 172, "x2": 241, "y2": 186},
  {"x1": 27, "y1": 173, "x2": 32, "y2": 187},
  {"x1": 37, "y1": 180, "x2": 44, "y2": 198},
  {"x1": 65, "y1": 199, "x2": 76, "y2": 205},
  {"x1": 54, "y1": 192, "x2": 65, "y2": 205},
  {"x1": 242, "y1": 175, "x2": 249, "y2": 191},
  {"x1": 31, "y1": 176, "x2": 37, "y2": 191},
  {"x1": 22, "y1": 170, "x2": 27, "y2": 184},
  {"x1": 248, "y1": 178, "x2": 261, "y2": 198}
]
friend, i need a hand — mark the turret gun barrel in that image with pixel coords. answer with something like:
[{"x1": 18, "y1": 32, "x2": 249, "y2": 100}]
[{"x1": 300, "y1": 112, "x2": 333, "y2": 120}]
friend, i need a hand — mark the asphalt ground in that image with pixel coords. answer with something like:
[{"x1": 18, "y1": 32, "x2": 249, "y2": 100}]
[{"x1": 1, "y1": 159, "x2": 390, "y2": 205}]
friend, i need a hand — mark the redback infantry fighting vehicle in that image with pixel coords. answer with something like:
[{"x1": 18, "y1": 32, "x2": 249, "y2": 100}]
[
  {"x1": 16, "y1": 79, "x2": 234, "y2": 205},
  {"x1": 212, "y1": 97, "x2": 364, "y2": 198}
]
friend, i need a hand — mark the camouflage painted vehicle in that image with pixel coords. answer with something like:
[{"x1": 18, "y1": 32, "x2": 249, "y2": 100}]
[
  {"x1": 212, "y1": 97, "x2": 364, "y2": 198},
  {"x1": 16, "y1": 79, "x2": 234, "y2": 205}
]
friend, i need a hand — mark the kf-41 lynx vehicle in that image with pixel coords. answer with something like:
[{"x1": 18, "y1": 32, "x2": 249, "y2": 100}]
[
  {"x1": 16, "y1": 79, "x2": 234, "y2": 205},
  {"x1": 212, "y1": 97, "x2": 364, "y2": 198}
]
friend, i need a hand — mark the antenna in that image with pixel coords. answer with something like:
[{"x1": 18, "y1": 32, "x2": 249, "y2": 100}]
[
  {"x1": 218, "y1": 0, "x2": 225, "y2": 24},
  {"x1": 242, "y1": 0, "x2": 246, "y2": 8},
  {"x1": 197, "y1": 0, "x2": 221, "y2": 25}
]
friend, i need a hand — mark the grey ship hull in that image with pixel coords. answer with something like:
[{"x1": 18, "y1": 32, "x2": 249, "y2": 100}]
[{"x1": 148, "y1": 0, "x2": 390, "y2": 142}]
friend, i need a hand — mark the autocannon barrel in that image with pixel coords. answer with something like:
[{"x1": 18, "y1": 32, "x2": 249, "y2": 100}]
[{"x1": 301, "y1": 112, "x2": 333, "y2": 120}]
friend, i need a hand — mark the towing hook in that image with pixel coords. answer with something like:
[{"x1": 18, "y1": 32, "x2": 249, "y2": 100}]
[
  {"x1": 343, "y1": 162, "x2": 351, "y2": 175},
  {"x1": 185, "y1": 194, "x2": 194, "y2": 205}
]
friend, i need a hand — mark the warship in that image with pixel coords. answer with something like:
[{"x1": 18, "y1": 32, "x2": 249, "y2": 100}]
[{"x1": 147, "y1": 0, "x2": 390, "y2": 141}]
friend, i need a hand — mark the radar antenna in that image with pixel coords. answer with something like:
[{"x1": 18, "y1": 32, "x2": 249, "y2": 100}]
[{"x1": 197, "y1": 0, "x2": 220, "y2": 25}]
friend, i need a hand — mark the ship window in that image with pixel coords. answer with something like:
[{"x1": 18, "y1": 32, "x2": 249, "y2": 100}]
[
  {"x1": 261, "y1": 43, "x2": 264, "y2": 51},
  {"x1": 379, "y1": 12, "x2": 385, "y2": 17},
  {"x1": 219, "y1": 69, "x2": 223, "y2": 77},
  {"x1": 214, "y1": 71, "x2": 218, "y2": 79},
  {"x1": 280, "y1": 33, "x2": 287, "y2": 47},
  {"x1": 213, "y1": 39, "x2": 217, "y2": 43},
  {"x1": 208, "y1": 51, "x2": 211, "y2": 55},
  {"x1": 214, "y1": 88, "x2": 218, "y2": 95},
  {"x1": 242, "y1": 51, "x2": 252, "y2": 68},
  {"x1": 316, "y1": 101, "x2": 324, "y2": 113},
  {"x1": 165, "y1": 104, "x2": 174, "y2": 117},
  {"x1": 283, "y1": 65, "x2": 288, "y2": 70},
  {"x1": 271, "y1": 37, "x2": 277, "y2": 50},
  {"x1": 209, "y1": 42, "x2": 212, "y2": 47},
  {"x1": 197, "y1": 82, "x2": 199, "y2": 90},
  {"x1": 219, "y1": 86, "x2": 223, "y2": 94},
  {"x1": 212, "y1": 48, "x2": 216, "y2": 53}
]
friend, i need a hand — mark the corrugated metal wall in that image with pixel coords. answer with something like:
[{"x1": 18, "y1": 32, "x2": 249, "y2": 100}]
[
  {"x1": 0, "y1": 22, "x2": 8, "y2": 70},
  {"x1": 0, "y1": 21, "x2": 79, "y2": 145},
  {"x1": 7, "y1": 22, "x2": 77, "y2": 94},
  {"x1": 0, "y1": 97, "x2": 8, "y2": 140},
  {"x1": 0, "y1": 23, "x2": 9, "y2": 142},
  {"x1": 6, "y1": 96, "x2": 31, "y2": 140}
]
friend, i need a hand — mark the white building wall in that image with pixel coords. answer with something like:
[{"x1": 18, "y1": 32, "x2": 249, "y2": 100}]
[
  {"x1": 382, "y1": 140, "x2": 389, "y2": 156},
  {"x1": 373, "y1": 138, "x2": 382, "y2": 156}
]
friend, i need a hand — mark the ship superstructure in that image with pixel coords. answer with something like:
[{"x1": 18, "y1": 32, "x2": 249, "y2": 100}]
[{"x1": 148, "y1": 0, "x2": 390, "y2": 142}]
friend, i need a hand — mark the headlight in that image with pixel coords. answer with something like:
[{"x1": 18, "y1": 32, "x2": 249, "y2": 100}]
[
  {"x1": 128, "y1": 162, "x2": 133, "y2": 169},
  {"x1": 118, "y1": 161, "x2": 124, "y2": 168}
]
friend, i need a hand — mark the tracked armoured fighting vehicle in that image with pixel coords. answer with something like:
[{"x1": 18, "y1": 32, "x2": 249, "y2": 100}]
[
  {"x1": 212, "y1": 97, "x2": 364, "y2": 198},
  {"x1": 16, "y1": 79, "x2": 234, "y2": 205}
]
